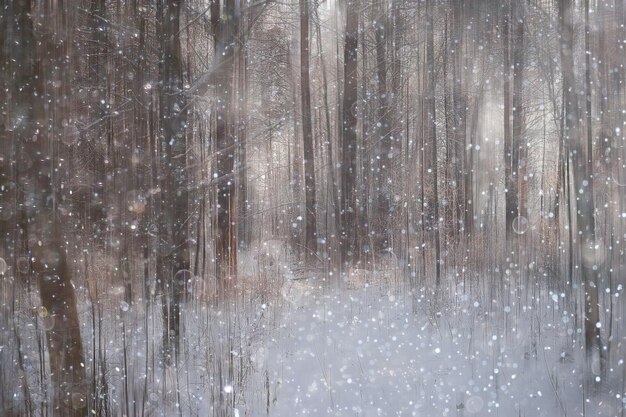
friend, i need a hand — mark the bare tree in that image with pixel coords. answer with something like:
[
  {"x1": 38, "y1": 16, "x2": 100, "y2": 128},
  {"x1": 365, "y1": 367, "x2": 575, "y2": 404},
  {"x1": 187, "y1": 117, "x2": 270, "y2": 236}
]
[
  {"x1": 503, "y1": 0, "x2": 517, "y2": 242},
  {"x1": 300, "y1": 0, "x2": 318, "y2": 260},
  {"x1": 373, "y1": 0, "x2": 392, "y2": 252},
  {"x1": 214, "y1": 0, "x2": 239, "y2": 282},
  {"x1": 157, "y1": 0, "x2": 189, "y2": 353},
  {"x1": 10, "y1": 1, "x2": 87, "y2": 414},
  {"x1": 426, "y1": 0, "x2": 441, "y2": 285},
  {"x1": 341, "y1": 0, "x2": 359, "y2": 269},
  {"x1": 512, "y1": 0, "x2": 526, "y2": 234},
  {"x1": 559, "y1": 0, "x2": 604, "y2": 378}
]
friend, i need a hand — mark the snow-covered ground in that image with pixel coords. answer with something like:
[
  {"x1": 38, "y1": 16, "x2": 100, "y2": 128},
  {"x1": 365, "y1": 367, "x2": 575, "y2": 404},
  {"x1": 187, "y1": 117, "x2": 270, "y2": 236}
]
[
  {"x1": 238, "y1": 270, "x2": 623, "y2": 417},
  {"x1": 3, "y1": 243, "x2": 625, "y2": 417}
]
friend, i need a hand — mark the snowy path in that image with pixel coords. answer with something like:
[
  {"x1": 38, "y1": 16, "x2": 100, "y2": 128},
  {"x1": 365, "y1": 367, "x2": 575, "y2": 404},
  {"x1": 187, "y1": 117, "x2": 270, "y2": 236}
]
[{"x1": 239, "y1": 276, "x2": 620, "y2": 417}]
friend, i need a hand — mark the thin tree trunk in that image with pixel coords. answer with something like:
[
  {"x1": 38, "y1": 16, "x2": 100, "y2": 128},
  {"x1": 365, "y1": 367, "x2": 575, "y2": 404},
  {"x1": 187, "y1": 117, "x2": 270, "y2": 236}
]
[
  {"x1": 374, "y1": 0, "x2": 392, "y2": 252},
  {"x1": 426, "y1": 0, "x2": 441, "y2": 285},
  {"x1": 158, "y1": 0, "x2": 189, "y2": 355},
  {"x1": 215, "y1": 0, "x2": 239, "y2": 282},
  {"x1": 341, "y1": 0, "x2": 359, "y2": 270},
  {"x1": 314, "y1": 1, "x2": 341, "y2": 242},
  {"x1": 300, "y1": 0, "x2": 318, "y2": 259},
  {"x1": 559, "y1": 0, "x2": 604, "y2": 380},
  {"x1": 503, "y1": 0, "x2": 517, "y2": 242},
  {"x1": 237, "y1": 5, "x2": 251, "y2": 249},
  {"x1": 512, "y1": 0, "x2": 526, "y2": 229},
  {"x1": 452, "y1": 0, "x2": 468, "y2": 237}
]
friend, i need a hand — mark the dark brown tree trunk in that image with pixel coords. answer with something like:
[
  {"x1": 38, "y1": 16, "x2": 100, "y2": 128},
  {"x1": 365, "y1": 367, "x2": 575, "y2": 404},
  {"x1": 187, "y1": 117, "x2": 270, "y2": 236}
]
[
  {"x1": 452, "y1": 0, "x2": 468, "y2": 236},
  {"x1": 158, "y1": 0, "x2": 189, "y2": 353},
  {"x1": 503, "y1": 0, "x2": 516, "y2": 242},
  {"x1": 300, "y1": 0, "x2": 318, "y2": 259},
  {"x1": 512, "y1": 0, "x2": 525, "y2": 231},
  {"x1": 341, "y1": 0, "x2": 359, "y2": 269},
  {"x1": 288, "y1": 42, "x2": 303, "y2": 247},
  {"x1": 314, "y1": 2, "x2": 341, "y2": 243},
  {"x1": 502, "y1": 5, "x2": 513, "y2": 237},
  {"x1": 133, "y1": 1, "x2": 151, "y2": 305},
  {"x1": 215, "y1": 0, "x2": 239, "y2": 282},
  {"x1": 10, "y1": 1, "x2": 87, "y2": 414},
  {"x1": 596, "y1": 0, "x2": 611, "y2": 164},
  {"x1": 237, "y1": 5, "x2": 251, "y2": 249},
  {"x1": 426, "y1": 0, "x2": 441, "y2": 285},
  {"x1": 374, "y1": 0, "x2": 392, "y2": 252},
  {"x1": 87, "y1": 0, "x2": 108, "y2": 245},
  {"x1": 0, "y1": 0, "x2": 11, "y2": 283}
]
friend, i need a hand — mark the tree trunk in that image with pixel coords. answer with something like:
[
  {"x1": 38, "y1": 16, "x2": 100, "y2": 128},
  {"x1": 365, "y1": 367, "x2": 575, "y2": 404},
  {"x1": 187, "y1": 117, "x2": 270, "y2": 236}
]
[
  {"x1": 341, "y1": 0, "x2": 359, "y2": 269},
  {"x1": 512, "y1": 0, "x2": 525, "y2": 232},
  {"x1": 10, "y1": 1, "x2": 87, "y2": 414},
  {"x1": 426, "y1": 0, "x2": 441, "y2": 285},
  {"x1": 158, "y1": 0, "x2": 189, "y2": 354},
  {"x1": 503, "y1": 0, "x2": 517, "y2": 242},
  {"x1": 300, "y1": 0, "x2": 318, "y2": 259},
  {"x1": 559, "y1": 0, "x2": 604, "y2": 380},
  {"x1": 214, "y1": 0, "x2": 239, "y2": 282},
  {"x1": 314, "y1": 2, "x2": 341, "y2": 243},
  {"x1": 452, "y1": 0, "x2": 468, "y2": 237},
  {"x1": 237, "y1": 5, "x2": 251, "y2": 249},
  {"x1": 374, "y1": 0, "x2": 392, "y2": 252}
]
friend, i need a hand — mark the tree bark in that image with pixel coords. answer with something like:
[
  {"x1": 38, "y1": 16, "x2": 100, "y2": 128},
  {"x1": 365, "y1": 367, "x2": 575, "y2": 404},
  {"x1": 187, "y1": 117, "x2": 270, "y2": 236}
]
[
  {"x1": 374, "y1": 0, "x2": 392, "y2": 252},
  {"x1": 158, "y1": 0, "x2": 189, "y2": 353},
  {"x1": 512, "y1": 0, "x2": 526, "y2": 230},
  {"x1": 341, "y1": 0, "x2": 359, "y2": 269},
  {"x1": 452, "y1": 0, "x2": 468, "y2": 236},
  {"x1": 314, "y1": 2, "x2": 341, "y2": 242},
  {"x1": 503, "y1": 0, "x2": 517, "y2": 242},
  {"x1": 559, "y1": 0, "x2": 604, "y2": 379},
  {"x1": 300, "y1": 0, "x2": 318, "y2": 259},
  {"x1": 214, "y1": 0, "x2": 239, "y2": 282},
  {"x1": 10, "y1": 1, "x2": 87, "y2": 414},
  {"x1": 237, "y1": 4, "x2": 251, "y2": 249},
  {"x1": 426, "y1": 0, "x2": 441, "y2": 285}
]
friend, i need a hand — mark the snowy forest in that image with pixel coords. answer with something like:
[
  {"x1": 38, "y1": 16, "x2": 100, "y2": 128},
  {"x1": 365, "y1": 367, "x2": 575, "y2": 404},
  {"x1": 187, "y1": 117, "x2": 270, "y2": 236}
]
[{"x1": 1, "y1": 0, "x2": 626, "y2": 415}]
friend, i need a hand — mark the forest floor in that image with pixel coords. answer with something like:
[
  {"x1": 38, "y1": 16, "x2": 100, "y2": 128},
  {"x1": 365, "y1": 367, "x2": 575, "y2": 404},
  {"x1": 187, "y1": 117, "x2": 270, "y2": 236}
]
[
  {"x1": 236, "y1": 258, "x2": 623, "y2": 417},
  {"x1": 5, "y1": 241, "x2": 625, "y2": 417}
]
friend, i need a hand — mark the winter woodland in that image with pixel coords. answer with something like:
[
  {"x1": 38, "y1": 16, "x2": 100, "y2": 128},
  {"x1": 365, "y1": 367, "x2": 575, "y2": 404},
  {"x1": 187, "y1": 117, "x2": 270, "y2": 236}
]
[{"x1": 1, "y1": 0, "x2": 626, "y2": 416}]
